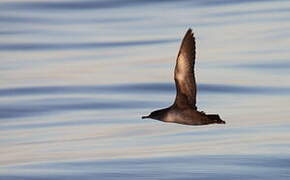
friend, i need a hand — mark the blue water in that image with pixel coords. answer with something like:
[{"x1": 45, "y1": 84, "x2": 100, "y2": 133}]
[{"x1": 1, "y1": 0, "x2": 290, "y2": 179}]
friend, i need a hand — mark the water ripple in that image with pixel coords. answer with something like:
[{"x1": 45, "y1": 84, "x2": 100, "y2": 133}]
[
  {"x1": 0, "y1": 15, "x2": 143, "y2": 24},
  {"x1": 2, "y1": 155, "x2": 289, "y2": 180},
  {"x1": 1, "y1": 83, "x2": 289, "y2": 97},
  {"x1": 0, "y1": 100, "x2": 157, "y2": 119},
  {"x1": 0, "y1": 39, "x2": 176, "y2": 51},
  {"x1": 206, "y1": 7, "x2": 290, "y2": 17},
  {"x1": 233, "y1": 60, "x2": 290, "y2": 70},
  {"x1": 1, "y1": 0, "x2": 184, "y2": 10},
  {"x1": 1, "y1": 0, "x2": 273, "y2": 10}
]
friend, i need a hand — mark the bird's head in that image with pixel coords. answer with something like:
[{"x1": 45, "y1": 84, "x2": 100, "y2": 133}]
[{"x1": 142, "y1": 109, "x2": 164, "y2": 121}]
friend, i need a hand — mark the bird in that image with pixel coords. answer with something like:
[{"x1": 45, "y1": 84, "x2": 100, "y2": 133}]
[{"x1": 142, "y1": 29, "x2": 225, "y2": 126}]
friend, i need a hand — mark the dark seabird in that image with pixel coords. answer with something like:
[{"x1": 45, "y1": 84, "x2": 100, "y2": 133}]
[{"x1": 142, "y1": 29, "x2": 225, "y2": 126}]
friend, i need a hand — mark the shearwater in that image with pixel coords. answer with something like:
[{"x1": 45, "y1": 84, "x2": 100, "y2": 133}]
[{"x1": 142, "y1": 29, "x2": 225, "y2": 126}]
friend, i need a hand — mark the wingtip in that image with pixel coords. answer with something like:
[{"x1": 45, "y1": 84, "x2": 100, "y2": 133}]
[{"x1": 185, "y1": 28, "x2": 194, "y2": 37}]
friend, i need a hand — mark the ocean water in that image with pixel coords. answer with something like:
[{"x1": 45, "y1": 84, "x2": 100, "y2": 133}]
[{"x1": 1, "y1": 0, "x2": 290, "y2": 179}]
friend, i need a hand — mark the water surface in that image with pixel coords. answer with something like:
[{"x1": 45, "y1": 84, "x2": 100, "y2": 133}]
[{"x1": 1, "y1": 0, "x2": 290, "y2": 179}]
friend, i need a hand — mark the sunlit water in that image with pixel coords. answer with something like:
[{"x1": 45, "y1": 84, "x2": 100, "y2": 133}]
[{"x1": 1, "y1": 0, "x2": 290, "y2": 179}]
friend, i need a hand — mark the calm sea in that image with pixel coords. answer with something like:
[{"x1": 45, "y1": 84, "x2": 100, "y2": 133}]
[{"x1": 1, "y1": 0, "x2": 290, "y2": 179}]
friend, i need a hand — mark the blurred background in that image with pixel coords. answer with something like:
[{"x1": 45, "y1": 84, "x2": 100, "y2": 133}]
[{"x1": 1, "y1": 0, "x2": 290, "y2": 179}]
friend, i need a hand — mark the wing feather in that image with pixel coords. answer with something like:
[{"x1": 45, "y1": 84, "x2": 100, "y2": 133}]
[{"x1": 173, "y1": 29, "x2": 197, "y2": 108}]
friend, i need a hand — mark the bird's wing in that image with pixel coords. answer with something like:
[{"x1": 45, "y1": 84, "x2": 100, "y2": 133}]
[{"x1": 173, "y1": 29, "x2": 197, "y2": 109}]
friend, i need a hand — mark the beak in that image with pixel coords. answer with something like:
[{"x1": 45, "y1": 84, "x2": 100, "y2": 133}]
[{"x1": 142, "y1": 115, "x2": 150, "y2": 119}]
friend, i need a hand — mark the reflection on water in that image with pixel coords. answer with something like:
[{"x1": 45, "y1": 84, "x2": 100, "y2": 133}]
[{"x1": 1, "y1": 0, "x2": 290, "y2": 179}]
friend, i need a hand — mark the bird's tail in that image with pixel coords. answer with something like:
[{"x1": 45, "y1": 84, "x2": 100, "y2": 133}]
[{"x1": 207, "y1": 114, "x2": 226, "y2": 124}]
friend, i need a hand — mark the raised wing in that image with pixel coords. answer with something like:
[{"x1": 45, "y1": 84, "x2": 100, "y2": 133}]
[{"x1": 173, "y1": 29, "x2": 197, "y2": 109}]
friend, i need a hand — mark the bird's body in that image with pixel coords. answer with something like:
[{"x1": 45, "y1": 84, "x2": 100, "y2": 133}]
[{"x1": 142, "y1": 29, "x2": 225, "y2": 126}]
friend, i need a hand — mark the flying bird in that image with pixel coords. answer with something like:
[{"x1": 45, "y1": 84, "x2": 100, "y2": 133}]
[{"x1": 142, "y1": 29, "x2": 225, "y2": 126}]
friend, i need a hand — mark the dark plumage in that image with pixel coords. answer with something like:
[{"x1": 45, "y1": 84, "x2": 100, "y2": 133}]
[{"x1": 142, "y1": 29, "x2": 225, "y2": 126}]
